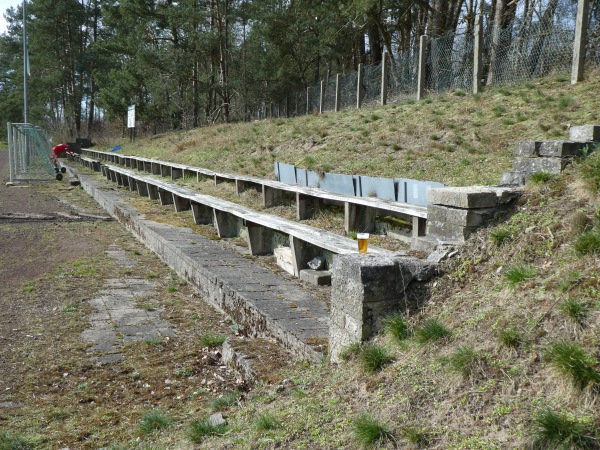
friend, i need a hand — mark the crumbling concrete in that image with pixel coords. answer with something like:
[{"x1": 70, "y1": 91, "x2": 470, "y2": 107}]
[{"x1": 329, "y1": 253, "x2": 436, "y2": 362}]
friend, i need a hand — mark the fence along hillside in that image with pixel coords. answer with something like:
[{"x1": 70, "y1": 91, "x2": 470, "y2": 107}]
[{"x1": 242, "y1": 1, "x2": 600, "y2": 121}]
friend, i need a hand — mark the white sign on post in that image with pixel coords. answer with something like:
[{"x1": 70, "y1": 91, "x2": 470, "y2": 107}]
[{"x1": 127, "y1": 105, "x2": 136, "y2": 128}]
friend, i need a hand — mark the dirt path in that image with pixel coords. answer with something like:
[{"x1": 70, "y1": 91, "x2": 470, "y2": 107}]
[{"x1": 0, "y1": 151, "x2": 259, "y2": 448}]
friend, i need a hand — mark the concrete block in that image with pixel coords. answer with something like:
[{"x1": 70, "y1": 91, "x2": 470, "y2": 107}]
[
  {"x1": 514, "y1": 141, "x2": 541, "y2": 156},
  {"x1": 274, "y1": 247, "x2": 295, "y2": 276},
  {"x1": 427, "y1": 204, "x2": 495, "y2": 227},
  {"x1": 538, "y1": 141, "x2": 587, "y2": 157},
  {"x1": 427, "y1": 187, "x2": 498, "y2": 208},
  {"x1": 426, "y1": 220, "x2": 478, "y2": 242},
  {"x1": 486, "y1": 186, "x2": 523, "y2": 204},
  {"x1": 514, "y1": 157, "x2": 567, "y2": 175},
  {"x1": 569, "y1": 124, "x2": 600, "y2": 142},
  {"x1": 499, "y1": 171, "x2": 527, "y2": 186},
  {"x1": 299, "y1": 269, "x2": 331, "y2": 286}
]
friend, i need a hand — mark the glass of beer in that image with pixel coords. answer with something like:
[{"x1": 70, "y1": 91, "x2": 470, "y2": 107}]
[{"x1": 357, "y1": 233, "x2": 369, "y2": 253}]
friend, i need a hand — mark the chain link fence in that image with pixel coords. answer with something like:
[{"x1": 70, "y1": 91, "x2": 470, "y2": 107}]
[
  {"x1": 245, "y1": 5, "x2": 598, "y2": 122},
  {"x1": 426, "y1": 29, "x2": 474, "y2": 94},
  {"x1": 388, "y1": 46, "x2": 419, "y2": 103}
]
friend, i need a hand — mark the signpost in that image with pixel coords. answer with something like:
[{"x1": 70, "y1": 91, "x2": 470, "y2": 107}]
[{"x1": 127, "y1": 105, "x2": 136, "y2": 142}]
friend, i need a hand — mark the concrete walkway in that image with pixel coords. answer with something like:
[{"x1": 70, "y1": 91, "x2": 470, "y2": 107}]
[
  {"x1": 71, "y1": 165, "x2": 329, "y2": 362},
  {"x1": 81, "y1": 248, "x2": 173, "y2": 364}
]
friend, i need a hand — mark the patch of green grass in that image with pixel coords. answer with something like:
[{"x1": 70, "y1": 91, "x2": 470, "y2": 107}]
[
  {"x1": 359, "y1": 344, "x2": 392, "y2": 373},
  {"x1": 558, "y1": 94, "x2": 576, "y2": 109},
  {"x1": 144, "y1": 336, "x2": 163, "y2": 346},
  {"x1": 498, "y1": 327, "x2": 523, "y2": 349},
  {"x1": 0, "y1": 431, "x2": 33, "y2": 450},
  {"x1": 211, "y1": 390, "x2": 240, "y2": 411},
  {"x1": 446, "y1": 346, "x2": 482, "y2": 378},
  {"x1": 199, "y1": 333, "x2": 226, "y2": 348},
  {"x1": 188, "y1": 418, "x2": 227, "y2": 444},
  {"x1": 578, "y1": 151, "x2": 600, "y2": 194},
  {"x1": 529, "y1": 172, "x2": 558, "y2": 183},
  {"x1": 531, "y1": 408, "x2": 598, "y2": 450},
  {"x1": 559, "y1": 298, "x2": 589, "y2": 326},
  {"x1": 21, "y1": 282, "x2": 36, "y2": 293},
  {"x1": 505, "y1": 264, "x2": 538, "y2": 287},
  {"x1": 353, "y1": 413, "x2": 394, "y2": 448},
  {"x1": 490, "y1": 228, "x2": 512, "y2": 246},
  {"x1": 544, "y1": 340, "x2": 600, "y2": 390},
  {"x1": 256, "y1": 412, "x2": 280, "y2": 431},
  {"x1": 138, "y1": 410, "x2": 172, "y2": 435},
  {"x1": 174, "y1": 366, "x2": 194, "y2": 378},
  {"x1": 60, "y1": 305, "x2": 77, "y2": 313},
  {"x1": 574, "y1": 226, "x2": 600, "y2": 255},
  {"x1": 339, "y1": 342, "x2": 362, "y2": 361},
  {"x1": 415, "y1": 319, "x2": 451, "y2": 344},
  {"x1": 384, "y1": 314, "x2": 411, "y2": 344},
  {"x1": 401, "y1": 426, "x2": 431, "y2": 447},
  {"x1": 493, "y1": 105, "x2": 507, "y2": 116}
]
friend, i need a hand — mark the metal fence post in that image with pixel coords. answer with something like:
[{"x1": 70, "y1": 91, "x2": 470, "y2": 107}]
[
  {"x1": 335, "y1": 73, "x2": 341, "y2": 112},
  {"x1": 473, "y1": 14, "x2": 483, "y2": 94},
  {"x1": 417, "y1": 35, "x2": 428, "y2": 101},
  {"x1": 357, "y1": 63, "x2": 364, "y2": 109},
  {"x1": 7, "y1": 122, "x2": 13, "y2": 183},
  {"x1": 571, "y1": 0, "x2": 590, "y2": 85},
  {"x1": 381, "y1": 51, "x2": 389, "y2": 106},
  {"x1": 319, "y1": 80, "x2": 325, "y2": 114}
]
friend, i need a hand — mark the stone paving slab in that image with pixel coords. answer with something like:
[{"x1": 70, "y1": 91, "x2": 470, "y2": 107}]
[
  {"x1": 72, "y1": 164, "x2": 330, "y2": 361},
  {"x1": 81, "y1": 249, "x2": 175, "y2": 364}
]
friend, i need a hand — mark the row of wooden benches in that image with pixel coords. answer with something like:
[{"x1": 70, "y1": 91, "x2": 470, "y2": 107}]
[
  {"x1": 98, "y1": 163, "x2": 394, "y2": 279},
  {"x1": 78, "y1": 150, "x2": 428, "y2": 240}
]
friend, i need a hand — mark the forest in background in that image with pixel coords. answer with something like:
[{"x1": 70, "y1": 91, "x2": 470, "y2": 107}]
[{"x1": 0, "y1": 0, "x2": 598, "y2": 140}]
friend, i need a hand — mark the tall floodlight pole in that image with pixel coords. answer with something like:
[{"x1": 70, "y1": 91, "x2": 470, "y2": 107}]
[{"x1": 23, "y1": 0, "x2": 28, "y2": 123}]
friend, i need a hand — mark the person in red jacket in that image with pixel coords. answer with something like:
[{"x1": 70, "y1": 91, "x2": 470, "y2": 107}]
[{"x1": 51, "y1": 143, "x2": 72, "y2": 165}]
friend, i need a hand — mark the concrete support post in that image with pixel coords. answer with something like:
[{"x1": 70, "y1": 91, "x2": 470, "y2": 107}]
[
  {"x1": 571, "y1": 0, "x2": 590, "y2": 85},
  {"x1": 263, "y1": 185, "x2": 283, "y2": 208},
  {"x1": 290, "y1": 236, "x2": 321, "y2": 277},
  {"x1": 151, "y1": 162, "x2": 161, "y2": 175},
  {"x1": 160, "y1": 164, "x2": 171, "y2": 178},
  {"x1": 144, "y1": 161, "x2": 152, "y2": 173},
  {"x1": 173, "y1": 194, "x2": 191, "y2": 212},
  {"x1": 357, "y1": 63, "x2": 364, "y2": 109},
  {"x1": 214, "y1": 210, "x2": 239, "y2": 238},
  {"x1": 344, "y1": 202, "x2": 376, "y2": 233},
  {"x1": 246, "y1": 221, "x2": 274, "y2": 256},
  {"x1": 334, "y1": 73, "x2": 341, "y2": 112},
  {"x1": 296, "y1": 193, "x2": 321, "y2": 220},
  {"x1": 125, "y1": 158, "x2": 132, "y2": 168},
  {"x1": 381, "y1": 51, "x2": 389, "y2": 106},
  {"x1": 147, "y1": 184, "x2": 160, "y2": 201},
  {"x1": 137, "y1": 160, "x2": 144, "y2": 171},
  {"x1": 158, "y1": 189, "x2": 174, "y2": 206},
  {"x1": 127, "y1": 177, "x2": 137, "y2": 192},
  {"x1": 473, "y1": 14, "x2": 483, "y2": 94},
  {"x1": 136, "y1": 181, "x2": 149, "y2": 197},
  {"x1": 417, "y1": 35, "x2": 429, "y2": 101},
  {"x1": 319, "y1": 80, "x2": 325, "y2": 114},
  {"x1": 412, "y1": 217, "x2": 427, "y2": 238},
  {"x1": 329, "y1": 255, "x2": 435, "y2": 362},
  {"x1": 109, "y1": 170, "x2": 117, "y2": 183},
  {"x1": 191, "y1": 202, "x2": 213, "y2": 225},
  {"x1": 236, "y1": 179, "x2": 250, "y2": 195},
  {"x1": 171, "y1": 167, "x2": 183, "y2": 180}
]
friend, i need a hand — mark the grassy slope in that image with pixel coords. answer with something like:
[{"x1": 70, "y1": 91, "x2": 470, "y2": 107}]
[
  {"x1": 110, "y1": 71, "x2": 600, "y2": 187},
  {"x1": 84, "y1": 72, "x2": 599, "y2": 449}
]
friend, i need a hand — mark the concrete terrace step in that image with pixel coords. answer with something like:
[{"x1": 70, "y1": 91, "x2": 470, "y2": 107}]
[{"x1": 69, "y1": 163, "x2": 329, "y2": 362}]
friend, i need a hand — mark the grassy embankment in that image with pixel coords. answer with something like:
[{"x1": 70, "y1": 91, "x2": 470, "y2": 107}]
[{"x1": 89, "y1": 71, "x2": 600, "y2": 449}]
